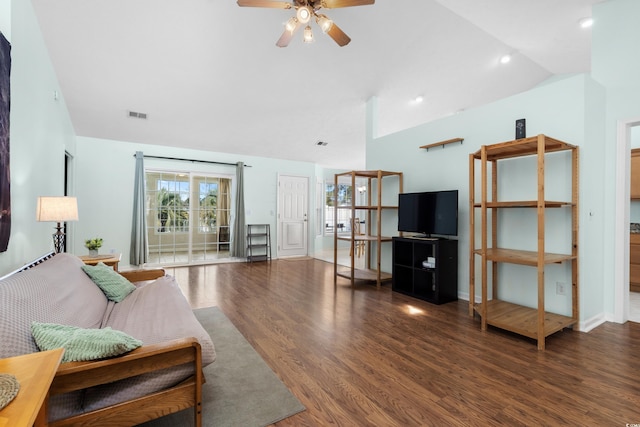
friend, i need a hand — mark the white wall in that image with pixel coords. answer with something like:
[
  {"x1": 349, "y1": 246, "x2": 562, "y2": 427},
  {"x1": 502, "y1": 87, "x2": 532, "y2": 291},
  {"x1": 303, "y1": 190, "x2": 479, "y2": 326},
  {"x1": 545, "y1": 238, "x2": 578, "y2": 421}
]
[
  {"x1": 74, "y1": 137, "x2": 318, "y2": 269},
  {"x1": 0, "y1": 0, "x2": 76, "y2": 274}
]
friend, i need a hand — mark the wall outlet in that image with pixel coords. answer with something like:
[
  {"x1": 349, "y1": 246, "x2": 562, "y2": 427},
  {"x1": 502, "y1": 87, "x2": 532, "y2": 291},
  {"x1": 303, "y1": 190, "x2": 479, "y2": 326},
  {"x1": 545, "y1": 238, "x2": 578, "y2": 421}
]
[{"x1": 556, "y1": 282, "x2": 567, "y2": 296}]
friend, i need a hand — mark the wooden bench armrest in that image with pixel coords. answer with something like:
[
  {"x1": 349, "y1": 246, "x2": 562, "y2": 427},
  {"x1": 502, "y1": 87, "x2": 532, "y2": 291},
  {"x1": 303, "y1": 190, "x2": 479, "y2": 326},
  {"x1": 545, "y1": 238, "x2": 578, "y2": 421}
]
[
  {"x1": 50, "y1": 337, "x2": 202, "y2": 395},
  {"x1": 118, "y1": 268, "x2": 166, "y2": 283}
]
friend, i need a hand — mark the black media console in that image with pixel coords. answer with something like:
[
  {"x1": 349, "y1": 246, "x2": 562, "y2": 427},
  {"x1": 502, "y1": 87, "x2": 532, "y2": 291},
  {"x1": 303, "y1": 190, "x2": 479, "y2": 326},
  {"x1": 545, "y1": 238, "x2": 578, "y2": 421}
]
[{"x1": 392, "y1": 236, "x2": 458, "y2": 304}]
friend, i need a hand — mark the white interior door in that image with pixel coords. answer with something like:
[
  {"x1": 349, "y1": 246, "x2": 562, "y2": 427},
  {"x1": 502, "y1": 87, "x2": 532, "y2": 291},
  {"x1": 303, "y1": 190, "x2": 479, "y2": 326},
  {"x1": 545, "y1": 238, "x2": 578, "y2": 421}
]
[{"x1": 277, "y1": 175, "x2": 308, "y2": 258}]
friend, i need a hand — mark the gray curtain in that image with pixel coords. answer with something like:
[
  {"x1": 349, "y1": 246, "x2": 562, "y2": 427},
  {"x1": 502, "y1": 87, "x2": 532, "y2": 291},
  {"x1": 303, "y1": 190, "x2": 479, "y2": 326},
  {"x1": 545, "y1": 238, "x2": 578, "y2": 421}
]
[
  {"x1": 231, "y1": 162, "x2": 246, "y2": 258},
  {"x1": 130, "y1": 151, "x2": 148, "y2": 265}
]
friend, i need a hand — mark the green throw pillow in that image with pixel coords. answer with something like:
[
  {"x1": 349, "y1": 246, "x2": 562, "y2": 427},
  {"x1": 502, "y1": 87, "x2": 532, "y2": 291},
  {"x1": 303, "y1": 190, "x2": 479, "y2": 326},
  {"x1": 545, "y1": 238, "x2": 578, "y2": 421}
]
[
  {"x1": 81, "y1": 262, "x2": 135, "y2": 302},
  {"x1": 31, "y1": 322, "x2": 143, "y2": 362}
]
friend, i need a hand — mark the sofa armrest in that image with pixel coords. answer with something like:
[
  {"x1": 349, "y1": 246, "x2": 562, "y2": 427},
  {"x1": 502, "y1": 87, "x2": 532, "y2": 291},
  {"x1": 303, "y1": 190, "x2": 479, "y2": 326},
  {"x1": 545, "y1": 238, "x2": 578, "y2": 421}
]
[
  {"x1": 118, "y1": 268, "x2": 165, "y2": 283},
  {"x1": 49, "y1": 337, "x2": 201, "y2": 395},
  {"x1": 39, "y1": 338, "x2": 204, "y2": 426}
]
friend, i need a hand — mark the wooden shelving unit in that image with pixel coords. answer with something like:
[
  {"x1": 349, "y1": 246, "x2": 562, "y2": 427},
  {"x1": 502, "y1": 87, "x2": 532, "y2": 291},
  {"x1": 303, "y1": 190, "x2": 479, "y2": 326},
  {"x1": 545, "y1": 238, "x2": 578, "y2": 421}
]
[
  {"x1": 333, "y1": 170, "x2": 403, "y2": 289},
  {"x1": 469, "y1": 134, "x2": 579, "y2": 350}
]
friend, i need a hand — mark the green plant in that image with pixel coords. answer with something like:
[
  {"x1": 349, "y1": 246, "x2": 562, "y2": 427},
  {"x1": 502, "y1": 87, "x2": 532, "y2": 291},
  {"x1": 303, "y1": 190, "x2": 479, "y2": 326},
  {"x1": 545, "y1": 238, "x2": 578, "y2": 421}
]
[{"x1": 84, "y1": 238, "x2": 103, "y2": 250}]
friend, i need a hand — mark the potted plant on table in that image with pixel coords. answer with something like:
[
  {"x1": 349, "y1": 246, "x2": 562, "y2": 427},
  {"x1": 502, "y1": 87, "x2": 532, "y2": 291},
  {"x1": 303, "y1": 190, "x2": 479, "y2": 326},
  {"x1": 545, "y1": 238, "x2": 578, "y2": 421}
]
[{"x1": 85, "y1": 238, "x2": 103, "y2": 257}]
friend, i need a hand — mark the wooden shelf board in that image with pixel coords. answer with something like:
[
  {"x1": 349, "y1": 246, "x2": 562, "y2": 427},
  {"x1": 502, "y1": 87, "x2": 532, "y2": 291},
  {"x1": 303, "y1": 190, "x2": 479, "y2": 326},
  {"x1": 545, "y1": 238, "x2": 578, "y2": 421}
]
[
  {"x1": 473, "y1": 248, "x2": 574, "y2": 265},
  {"x1": 336, "y1": 268, "x2": 392, "y2": 282},
  {"x1": 472, "y1": 135, "x2": 577, "y2": 161},
  {"x1": 420, "y1": 137, "x2": 464, "y2": 150},
  {"x1": 474, "y1": 300, "x2": 576, "y2": 339},
  {"x1": 337, "y1": 235, "x2": 393, "y2": 242},
  {"x1": 473, "y1": 200, "x2": 573, "y2": 208},
  {"x1": 335, "y1": 170, "x2": 403, "y2": 179}
]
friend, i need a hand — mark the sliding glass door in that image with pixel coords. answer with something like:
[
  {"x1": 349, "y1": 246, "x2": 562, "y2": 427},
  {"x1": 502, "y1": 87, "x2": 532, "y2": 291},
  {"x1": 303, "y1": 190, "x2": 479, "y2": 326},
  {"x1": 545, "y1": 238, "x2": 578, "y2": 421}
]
[{"x1": 145, "y1": 170, "x2": 233, "y2": 265}]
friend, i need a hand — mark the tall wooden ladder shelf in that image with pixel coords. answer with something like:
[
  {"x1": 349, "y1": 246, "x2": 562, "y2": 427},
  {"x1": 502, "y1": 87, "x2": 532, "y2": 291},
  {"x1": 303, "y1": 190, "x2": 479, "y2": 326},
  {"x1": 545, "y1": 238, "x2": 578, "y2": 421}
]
[
  {"x1": 333, "y1": 170, "x2": 403, "y2": 289},
  {"x1": 469, "y1": 134, "x2": 579, "y2": 350}
]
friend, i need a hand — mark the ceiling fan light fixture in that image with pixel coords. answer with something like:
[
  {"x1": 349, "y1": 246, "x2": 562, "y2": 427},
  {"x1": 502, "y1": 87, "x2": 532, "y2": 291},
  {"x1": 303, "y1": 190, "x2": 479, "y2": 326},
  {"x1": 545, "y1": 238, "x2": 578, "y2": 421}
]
[
  {"x1": 285, "y1": 17, "x2": 298, "y2": 33},
  {"x1": 297, "y1": 6, "x2": 312, "y2": 24},
  {"x1": 316, "y1": 14, "x2": 333, "y2": 33},
  {"x1": 303, "y1": 25, "x2": 315, "y2": 43}
]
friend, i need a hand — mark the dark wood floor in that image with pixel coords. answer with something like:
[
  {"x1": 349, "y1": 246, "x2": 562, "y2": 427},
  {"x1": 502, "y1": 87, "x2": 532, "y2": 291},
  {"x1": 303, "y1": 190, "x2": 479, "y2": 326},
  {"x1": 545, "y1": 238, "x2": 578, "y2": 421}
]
[{"x1": 165, "y1": 259, "x2": 640, "y2": 426}]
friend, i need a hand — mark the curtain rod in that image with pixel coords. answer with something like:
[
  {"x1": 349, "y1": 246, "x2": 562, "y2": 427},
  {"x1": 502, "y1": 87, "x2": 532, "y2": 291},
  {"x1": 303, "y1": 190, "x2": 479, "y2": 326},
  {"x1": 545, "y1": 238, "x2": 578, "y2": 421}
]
[{"x1": 135, "y1": 154, "x2": 251, "y2": 167}]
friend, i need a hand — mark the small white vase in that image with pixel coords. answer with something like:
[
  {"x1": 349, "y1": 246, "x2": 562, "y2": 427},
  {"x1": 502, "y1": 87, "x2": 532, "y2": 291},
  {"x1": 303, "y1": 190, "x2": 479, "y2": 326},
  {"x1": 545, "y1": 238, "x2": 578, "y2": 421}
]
[{"x1": 89, "y1": 249, "x2": 98, "y2": 257}]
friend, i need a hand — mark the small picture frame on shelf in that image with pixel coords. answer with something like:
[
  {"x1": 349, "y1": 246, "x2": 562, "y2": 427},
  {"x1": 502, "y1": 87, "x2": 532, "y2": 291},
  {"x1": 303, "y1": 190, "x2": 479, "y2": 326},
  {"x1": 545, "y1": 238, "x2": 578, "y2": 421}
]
[{"x1": 515, "y1": 118, "x2": 526, "y2": 139}]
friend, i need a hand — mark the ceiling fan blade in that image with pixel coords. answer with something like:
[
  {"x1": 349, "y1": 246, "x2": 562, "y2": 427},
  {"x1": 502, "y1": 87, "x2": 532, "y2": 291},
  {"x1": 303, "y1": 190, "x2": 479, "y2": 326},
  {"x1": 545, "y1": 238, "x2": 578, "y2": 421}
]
[
  {"x1": 276, "y1": 22, "x2": 302, "y2": 47},
  {"x1": 320, "y1": 0, "x2": 374, "y2": 8},
  {"x1": 237, "y1": 0, "x2": 291, "y2": 8},
  {"x1": 326, "y1": 22, "x2": 351, "y2": 46}
]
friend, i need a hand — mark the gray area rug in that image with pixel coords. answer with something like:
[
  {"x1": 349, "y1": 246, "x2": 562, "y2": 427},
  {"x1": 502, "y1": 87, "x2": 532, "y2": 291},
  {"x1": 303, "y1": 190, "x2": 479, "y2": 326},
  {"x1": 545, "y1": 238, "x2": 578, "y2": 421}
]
[{"x1": 139, "y1": 306, "x2": 305, "y2": 427}]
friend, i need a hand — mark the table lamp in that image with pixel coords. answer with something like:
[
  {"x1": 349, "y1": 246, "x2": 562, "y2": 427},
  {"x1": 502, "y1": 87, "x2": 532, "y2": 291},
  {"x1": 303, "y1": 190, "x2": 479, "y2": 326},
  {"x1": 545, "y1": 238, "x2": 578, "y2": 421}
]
[{"x1": 36, "y1": 196, "x2": 79, "y2": 253}]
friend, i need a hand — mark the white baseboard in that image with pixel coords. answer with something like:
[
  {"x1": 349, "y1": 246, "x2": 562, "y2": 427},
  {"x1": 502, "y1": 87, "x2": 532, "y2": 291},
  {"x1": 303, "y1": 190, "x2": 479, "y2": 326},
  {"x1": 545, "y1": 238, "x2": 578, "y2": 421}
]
[{"x1": 579, "y1": 313, "x2": 607, "y2": 332}]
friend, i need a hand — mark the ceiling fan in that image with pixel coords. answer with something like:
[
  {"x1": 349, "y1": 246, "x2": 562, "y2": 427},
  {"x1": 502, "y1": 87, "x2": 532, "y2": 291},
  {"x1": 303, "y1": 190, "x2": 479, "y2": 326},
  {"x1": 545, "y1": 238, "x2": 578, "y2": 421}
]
[{"x1": 237, "y1": 0, "x2": 375, "y2": 47}]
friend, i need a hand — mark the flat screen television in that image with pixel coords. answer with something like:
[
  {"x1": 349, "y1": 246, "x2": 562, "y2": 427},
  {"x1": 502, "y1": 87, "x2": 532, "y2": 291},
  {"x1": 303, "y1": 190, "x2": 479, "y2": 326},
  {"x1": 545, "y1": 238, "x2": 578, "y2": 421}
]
[{"x1": 397, "y1": 190, "x2": 458, "y2": 237}]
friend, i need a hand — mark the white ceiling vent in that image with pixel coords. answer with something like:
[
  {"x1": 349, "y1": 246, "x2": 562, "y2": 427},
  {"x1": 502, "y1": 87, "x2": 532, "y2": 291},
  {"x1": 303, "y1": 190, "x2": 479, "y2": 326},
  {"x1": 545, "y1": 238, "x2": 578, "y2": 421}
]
[{"x1": 127, "y1": 110, "x2": 148, "y2": 119}]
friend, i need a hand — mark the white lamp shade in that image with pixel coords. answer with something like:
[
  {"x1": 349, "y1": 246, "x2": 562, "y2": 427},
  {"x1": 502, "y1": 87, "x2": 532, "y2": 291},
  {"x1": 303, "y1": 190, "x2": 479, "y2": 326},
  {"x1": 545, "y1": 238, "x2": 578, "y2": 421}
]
[
  {"x1": 303, "y1": 26, "x2": 314, "y2": 43},
  {"x1": 36, "y1": 197, "x2": 79, "y2": 222}
]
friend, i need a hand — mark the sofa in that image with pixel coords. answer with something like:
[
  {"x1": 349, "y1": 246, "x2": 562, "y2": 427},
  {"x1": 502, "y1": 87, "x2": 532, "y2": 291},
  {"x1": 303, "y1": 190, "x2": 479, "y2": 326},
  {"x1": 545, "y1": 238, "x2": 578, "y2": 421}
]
[{"x1": 0, "y1": 252, "x2": 216, "y2": 426}]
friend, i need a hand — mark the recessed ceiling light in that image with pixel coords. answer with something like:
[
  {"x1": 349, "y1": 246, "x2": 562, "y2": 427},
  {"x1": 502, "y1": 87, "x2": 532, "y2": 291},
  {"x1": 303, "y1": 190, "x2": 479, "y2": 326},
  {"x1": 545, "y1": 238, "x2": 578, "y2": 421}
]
[
  {"x1": 579, "y1": 17, "x2": 594, "y2": 28},
  {"x1": 316, "y1": 141, "x2": 328, "y2": 146},
  {"x1": 410, "y1": 95, "x2": 424, "y2": 105},
  {"x1": 500, "y1": 54, "x2": 512, "y2": 64}
]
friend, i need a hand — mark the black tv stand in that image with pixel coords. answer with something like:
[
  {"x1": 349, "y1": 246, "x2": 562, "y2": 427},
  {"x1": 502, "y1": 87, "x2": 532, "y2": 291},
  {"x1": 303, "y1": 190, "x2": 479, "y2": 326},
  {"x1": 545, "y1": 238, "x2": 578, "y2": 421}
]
[{"x1": 392, "y1": 236, "x2": 458, "y2": 304}]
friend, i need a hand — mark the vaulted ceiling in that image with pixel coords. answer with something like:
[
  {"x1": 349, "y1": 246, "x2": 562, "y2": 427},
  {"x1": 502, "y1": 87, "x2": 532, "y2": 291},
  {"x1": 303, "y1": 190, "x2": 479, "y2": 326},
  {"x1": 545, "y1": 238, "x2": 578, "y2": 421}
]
[{"x1": 31, "y1": 0, "x2": 603, "y2": 169}]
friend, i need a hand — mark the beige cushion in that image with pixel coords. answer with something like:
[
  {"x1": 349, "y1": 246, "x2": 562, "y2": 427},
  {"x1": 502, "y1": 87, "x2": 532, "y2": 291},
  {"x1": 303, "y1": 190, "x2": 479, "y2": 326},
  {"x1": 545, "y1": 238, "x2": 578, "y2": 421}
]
[
  {"x1": 31, "y1": 322, "x2": 142, "y2": 362},
  {"x1": 81, "y1": 263, "x2": 135, "y2": 302}
]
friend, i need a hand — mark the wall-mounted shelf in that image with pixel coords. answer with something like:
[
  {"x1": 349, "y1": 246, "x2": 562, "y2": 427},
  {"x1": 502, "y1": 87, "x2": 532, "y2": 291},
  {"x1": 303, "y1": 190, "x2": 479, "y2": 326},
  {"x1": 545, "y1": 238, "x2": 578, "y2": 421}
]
[{"x1": 420, "y1": 138, "x2": 464, "y2": 151}]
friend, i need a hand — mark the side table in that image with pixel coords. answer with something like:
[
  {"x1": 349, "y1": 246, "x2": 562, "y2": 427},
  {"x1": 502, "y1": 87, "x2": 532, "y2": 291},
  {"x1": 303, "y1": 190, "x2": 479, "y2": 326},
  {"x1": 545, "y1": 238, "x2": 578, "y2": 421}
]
[
  {"x1": 0, "y1": 348, "x2": 64, "y2": 427},
  {"x1": 78, "y1": 253, "x2": 122, "y2": 271}
]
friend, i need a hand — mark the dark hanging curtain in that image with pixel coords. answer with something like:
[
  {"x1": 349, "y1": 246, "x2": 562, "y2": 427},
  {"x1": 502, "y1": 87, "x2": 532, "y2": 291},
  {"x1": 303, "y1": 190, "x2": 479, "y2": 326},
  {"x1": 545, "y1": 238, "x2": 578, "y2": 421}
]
[
  {"x1": 130, "y1": 151, "x2": 148, "y2": 265},
  {"x1": 232, "y1": 162, "x2": 246, "y2": 257}
]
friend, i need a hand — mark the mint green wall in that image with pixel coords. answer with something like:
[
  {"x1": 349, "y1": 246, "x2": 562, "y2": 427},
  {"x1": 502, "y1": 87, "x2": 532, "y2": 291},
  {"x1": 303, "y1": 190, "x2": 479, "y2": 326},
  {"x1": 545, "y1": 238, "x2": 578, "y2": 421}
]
[
  {"x1": 73, "y1": 137, "x2": 317, "y2": 269},
  {"x1": 1, "y1": 0, "x2": 9, "y2": 40},
  {"x1": 0, "y1": 0, "x2": 76, "y2": 274},
  {"x1": 591, "y1": 0, "x2": 640, "y2": 319},
  {"x1": 364, "y1": 0, "x2": 639, "y2": 328},
  {"x1": 4, "y1": 0, "x2": 639, "y2": 328},
  {"x1": 366, "y1": 75, "x2": 605, "y2": 322}
]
